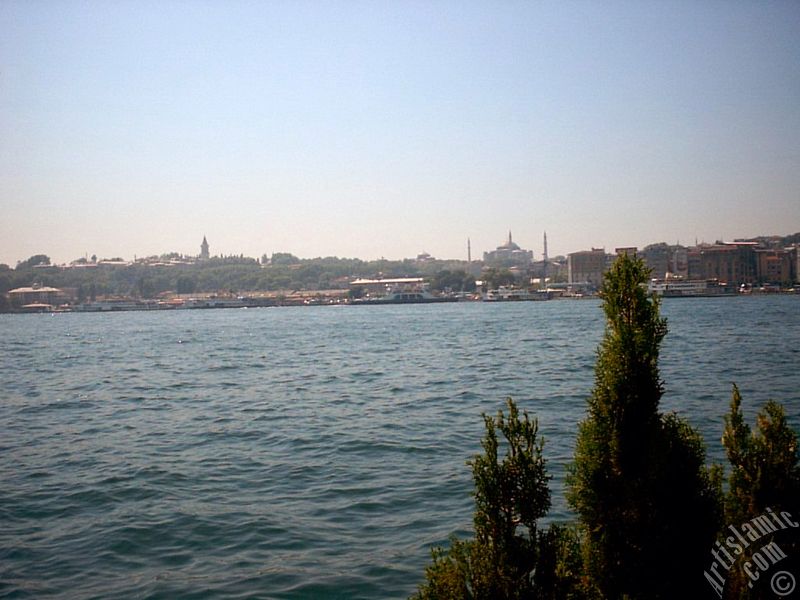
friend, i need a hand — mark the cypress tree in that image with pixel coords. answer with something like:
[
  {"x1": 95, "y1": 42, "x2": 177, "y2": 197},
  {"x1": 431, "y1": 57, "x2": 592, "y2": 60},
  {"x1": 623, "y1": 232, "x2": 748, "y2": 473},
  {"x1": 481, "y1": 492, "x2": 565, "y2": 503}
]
[{"x1": 567, "y1": 253, "x2": 721, "y2": 598}]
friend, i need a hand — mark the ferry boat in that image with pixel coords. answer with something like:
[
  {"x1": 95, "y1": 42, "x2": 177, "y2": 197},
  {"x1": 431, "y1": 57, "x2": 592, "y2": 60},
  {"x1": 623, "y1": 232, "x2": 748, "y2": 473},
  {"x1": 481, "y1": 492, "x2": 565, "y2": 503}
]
[
  {"x1": 351, "y1": 287, "x2": 457, "y2": 305},
  {"x1": 647, "y1": 278, "x2": 736, "y2": 297},
  {"x1": 483, "y1": 286, "x2": 550, "y2": 302},
  {"x1": 178, "y1": 297, "x2": 249, "y2": 309},
  {"x1": 74, "y1": 299, "x2": 160, "y2": 311}
]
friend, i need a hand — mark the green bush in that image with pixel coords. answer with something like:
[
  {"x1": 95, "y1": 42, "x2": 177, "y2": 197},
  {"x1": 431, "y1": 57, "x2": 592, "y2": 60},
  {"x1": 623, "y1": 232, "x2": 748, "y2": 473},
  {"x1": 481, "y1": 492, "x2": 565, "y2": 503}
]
[{"x1": 413, "y1": 398, "x2": 552, "y2": 600}]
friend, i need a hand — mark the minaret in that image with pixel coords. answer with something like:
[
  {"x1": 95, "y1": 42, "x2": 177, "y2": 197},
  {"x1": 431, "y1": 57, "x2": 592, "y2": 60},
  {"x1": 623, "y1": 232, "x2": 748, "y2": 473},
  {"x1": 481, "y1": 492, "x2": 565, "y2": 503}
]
[
  {"x1": 200, "y1": 235, "x2": 210, "y2": 260},
  {"x1": 467, "y1": 238, "x2": 472, "y2": 264},
  {"x1": 508, "y1": 230, "x2": 513, "y2": 246},
  {"x1": 542, "y1": 231, "x2": 549, "y2": 288},
  {"x1": 543, "y1": 231, "x2": 548, "y2": 263}
]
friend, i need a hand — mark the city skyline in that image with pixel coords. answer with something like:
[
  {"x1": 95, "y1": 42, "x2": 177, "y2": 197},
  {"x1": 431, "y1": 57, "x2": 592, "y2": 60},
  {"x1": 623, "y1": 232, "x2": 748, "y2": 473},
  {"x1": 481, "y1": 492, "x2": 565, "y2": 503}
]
[
  {"x1": 2, "y1": 2, "x2": 799, "y2": 267},
  {"x1": 6, "y1": 228, "x2": 799, "y2": 268}
]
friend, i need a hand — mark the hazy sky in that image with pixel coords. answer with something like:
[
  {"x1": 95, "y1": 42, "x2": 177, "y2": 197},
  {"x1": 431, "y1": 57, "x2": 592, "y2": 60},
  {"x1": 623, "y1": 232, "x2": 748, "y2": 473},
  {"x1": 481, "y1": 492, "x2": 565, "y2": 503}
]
[{"x1": 1, "y1": 1, "x2": 799, "y2": 265}]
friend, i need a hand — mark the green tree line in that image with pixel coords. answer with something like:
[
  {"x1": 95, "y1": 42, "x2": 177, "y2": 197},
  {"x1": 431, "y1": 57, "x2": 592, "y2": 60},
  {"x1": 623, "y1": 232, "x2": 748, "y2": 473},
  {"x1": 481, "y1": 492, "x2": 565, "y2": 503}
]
[
  {"x1": 414, "y1": 254, "x2": 799, "y2": 599},
  {"x1": 1, "y1": 254, "x2": 479, "y2": 299}
]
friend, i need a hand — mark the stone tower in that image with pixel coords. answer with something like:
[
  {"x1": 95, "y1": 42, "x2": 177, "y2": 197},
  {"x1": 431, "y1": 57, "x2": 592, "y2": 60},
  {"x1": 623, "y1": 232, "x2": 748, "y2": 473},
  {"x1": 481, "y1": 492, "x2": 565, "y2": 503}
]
[{"x1": 200, "y1": 236, "x2": 209, "y2": 260}]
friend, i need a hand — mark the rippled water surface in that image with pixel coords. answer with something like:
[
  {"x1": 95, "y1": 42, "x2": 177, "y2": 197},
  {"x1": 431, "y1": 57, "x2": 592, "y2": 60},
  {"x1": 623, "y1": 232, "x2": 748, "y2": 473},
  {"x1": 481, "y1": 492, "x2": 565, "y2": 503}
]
[{"x1": 1, "y1": 297, "x2": 798, "y2": 598}]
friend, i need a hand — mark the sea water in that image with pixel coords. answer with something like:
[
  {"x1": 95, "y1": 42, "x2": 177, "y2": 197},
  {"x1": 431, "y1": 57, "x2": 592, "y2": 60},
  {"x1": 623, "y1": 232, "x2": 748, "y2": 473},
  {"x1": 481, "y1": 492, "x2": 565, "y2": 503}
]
[{"x1": 1, "y1": 296, "x2": 798, "y2": 599}]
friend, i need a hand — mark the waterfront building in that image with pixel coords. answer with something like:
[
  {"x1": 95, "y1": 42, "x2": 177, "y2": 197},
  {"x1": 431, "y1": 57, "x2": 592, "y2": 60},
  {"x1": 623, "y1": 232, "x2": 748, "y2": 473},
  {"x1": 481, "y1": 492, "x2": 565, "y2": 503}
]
[
  {"x1": 671, "y1": 246, "x2": 689, "y2": 278},
  {"x1": 755, "y1": 248, "x2": 793, "y2": 285},
  {"x1": 483, "y1": 232, "x2": 533, "y2": 267},
  {"x1": 200, "y1": 236, "x2": 210, "y2": 260},
  {"x1": 641, "y1": 243, "x2": 689, "y2": 279},
  {"x1": 795, "y1": 246, "x2": 800, "y2": 283},
  {"x1": 690, "y1": 242, "x2": 758, "y2": 285},
  {"x1": 641, "y1": 243, "x2": 669, "y2": 278},
  {"x1": 567, "y1": 248, "x2": 607, "y2": 287},
  {"x1": 687, "y1": 247, "x2": 703, "y2": 279},
  {"x1": 8, "y1": 285, "x2": 67, "y2": 309}
]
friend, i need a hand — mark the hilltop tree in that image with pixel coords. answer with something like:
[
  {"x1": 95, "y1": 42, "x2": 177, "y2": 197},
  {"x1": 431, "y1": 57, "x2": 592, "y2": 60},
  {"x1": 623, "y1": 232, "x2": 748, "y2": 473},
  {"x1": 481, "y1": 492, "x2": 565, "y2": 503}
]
[
  {"x1": 567, "y1": 253, "x2": 721, "y2": 598},
  {"x1": 270, "y1": 252, "x2": 300, "y2": 266},
  {"x1": 16, "y1": 254, "x2": 50, "y2": 270}
]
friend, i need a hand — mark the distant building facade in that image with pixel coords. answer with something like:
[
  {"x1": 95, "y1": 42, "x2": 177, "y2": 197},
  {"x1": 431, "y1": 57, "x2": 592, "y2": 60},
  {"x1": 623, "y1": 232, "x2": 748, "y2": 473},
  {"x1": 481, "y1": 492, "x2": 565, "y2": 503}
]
[
  {"x1": 568, "y1": 248, "x2": 607, "y2": 287},
  {"x1": 795, "y1": 246, "x2": 800, "y2": 283},
  {"x1": 755, "y1": 248, "x2": 793, "y2": 285},
  {"x1": 671, "y1": 246, "x2": 689, "y2": 278},
  {"x1": 483, "y1": 232, "x2": 533, "y2": 267},
  {"x1": 8, "y1": 285, "x2": 67, "y2": 308},
  {"x1": 641, "y1": 243, "x2": 688, "y2": 279},
  {"x1": 688, "y1": 242, "x2": 758, "y2": 285},
  {"x1": 641, "y1": 243, "x2": 669, "y2": 279}
]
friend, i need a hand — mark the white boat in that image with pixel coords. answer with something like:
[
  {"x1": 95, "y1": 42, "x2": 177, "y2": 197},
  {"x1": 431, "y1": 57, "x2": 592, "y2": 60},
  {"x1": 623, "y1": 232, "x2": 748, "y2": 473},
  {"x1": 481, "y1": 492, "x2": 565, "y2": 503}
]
[
  {"x1": 647, "y1": 278, "x2": 736, "y2": 297},
  {"x1": 351, "y1": 287, "x2": 457, "y2": 305},
  {"x1": 483, "y1": 286, "x2": 550, "y2": 302}
]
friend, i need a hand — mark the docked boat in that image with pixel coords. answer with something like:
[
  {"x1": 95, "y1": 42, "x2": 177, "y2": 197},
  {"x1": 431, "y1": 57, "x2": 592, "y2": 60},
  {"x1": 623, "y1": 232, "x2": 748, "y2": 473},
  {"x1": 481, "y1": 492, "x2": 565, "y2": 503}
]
[
  {"x1": 351, "y1": 288, "x2": 457, "y2": 305},
  {"x1": 74, "y1": 299, "x2": 160, "y2": 311},
  {"x1": 647, "y1": 278, "x2": 737, "y2": 297},
  {"x1": 178, "y1": 297, "x2": 248, "y2": 309},
  {"x1": 483, "y1": 286, "x2": 550, "y2": 302}
]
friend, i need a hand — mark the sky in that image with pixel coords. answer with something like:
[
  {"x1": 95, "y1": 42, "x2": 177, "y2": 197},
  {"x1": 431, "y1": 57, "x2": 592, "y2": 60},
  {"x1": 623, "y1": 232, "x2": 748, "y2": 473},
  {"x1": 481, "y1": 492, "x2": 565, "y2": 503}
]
[{"x1": 1, "y1": 0, "x2": 799, "y2": 266}]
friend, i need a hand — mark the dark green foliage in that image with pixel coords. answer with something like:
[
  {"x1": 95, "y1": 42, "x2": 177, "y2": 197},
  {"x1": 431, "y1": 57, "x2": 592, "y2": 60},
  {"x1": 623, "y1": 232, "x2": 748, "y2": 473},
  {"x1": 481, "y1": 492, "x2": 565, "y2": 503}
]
[
  {"x1": 15, "y1": 254, "x2": 50, "y2": 269},
  {"x1": 471, "y1": 399, "x2": 550, "y2": 551},
  {"x1": 481, "y1": 268, "x2": 517, "y2": 291},
  {"x1": 723, "y1": 384, "x2": 800, "y2": 523},
  {"x1": 567, "y1": 253, "x2": 722, "y2": 598},
  {"x1": 415, "y1": 537, "x2": 474, "y2": 600},
  {"x1": 270, "y1": 252, "x2": 301, "y2": 266},
  {"x1": 721, "y1": 386, "x2": 800, "y2": 599},
  {"x1": 430, "y1": 270, "x2": 476, "y2": 293},
  {"x1": 135, "y1": 276, "x2": 155, "y2": 298},
  {"x1": 413, "y1": 398, "x2": 552, "y2": 600},
  {"x1": 0, "y1": 267, "x2": 12, "y2": 295},
  {"x1": 5, "y1": 253, "x2": 479, "y2": 297},
  {"x1": 533, "y1": 524, "x2": 592, "y2": 600},
  {"x1": 176, "y1": 275, "x2": 197, "y2": 294}
]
